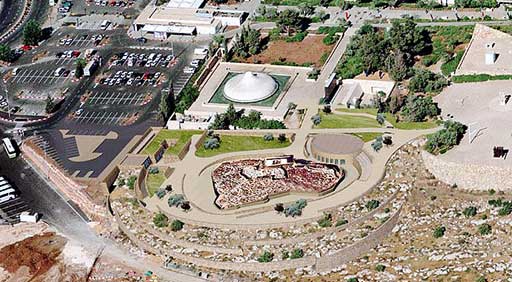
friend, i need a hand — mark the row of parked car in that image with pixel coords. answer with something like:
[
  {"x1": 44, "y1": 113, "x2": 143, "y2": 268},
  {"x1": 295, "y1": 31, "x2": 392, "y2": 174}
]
[
  {"x1": 92, "y1": 0, "x2": 133, "y2": 7},
  {"x1": 99, "y1": 70, "x2": 161, "y2": 87},
  {"x1": 58, "y1": 34, "x2": 104, "y2": 46},
  {"x1": 110, "y1": 52, "x2": 176, "y2": 69},
  {"x1": 58, "y1": 0, "x2": 73, "y2": 14}
]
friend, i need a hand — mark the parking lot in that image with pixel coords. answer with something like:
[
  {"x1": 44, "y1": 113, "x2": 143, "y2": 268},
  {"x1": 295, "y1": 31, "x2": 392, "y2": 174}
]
[
  {"x1": 9, "y1": 68, "x2": 74, "y2": 84},
  {"x1": 0, "y1": 197, "x2": 30, "y2": 225},
  {"x1": 72, "y1": 111, "x2": 132, "y2": 125},
  {"x1": 58, "y1": 34, "x2": 105, "y2": 48},
  {"x1": 86, "y1": 91, "x2": 147, "y2": 106}
]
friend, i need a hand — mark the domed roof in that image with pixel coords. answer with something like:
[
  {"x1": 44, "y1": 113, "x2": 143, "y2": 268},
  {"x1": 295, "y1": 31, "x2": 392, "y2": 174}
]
[{"x1": 223, "y1": 72, "x2": 278, "y2": 103}]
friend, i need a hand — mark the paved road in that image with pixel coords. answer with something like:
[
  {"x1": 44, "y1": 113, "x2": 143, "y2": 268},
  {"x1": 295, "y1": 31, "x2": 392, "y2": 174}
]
[
  {"x1": 0, "y1": 0, "x2": 23, "y2": 37},
  {"x1": 0, "y1": 150, "x2": 101, "y2": 243}
]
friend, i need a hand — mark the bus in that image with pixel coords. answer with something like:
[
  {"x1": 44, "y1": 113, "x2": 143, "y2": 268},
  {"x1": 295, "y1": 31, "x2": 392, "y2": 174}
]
[{"x1": 2, "y1": 138, "x2": 16, "y2": 159}]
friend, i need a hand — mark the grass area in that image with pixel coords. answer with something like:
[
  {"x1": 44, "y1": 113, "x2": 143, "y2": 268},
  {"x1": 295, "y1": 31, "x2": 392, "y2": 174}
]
[
  {"x1": 315, "y1": 112, "x2": 381, "y2": 129},
  {"x1": 335, "y1": 108, "x2": 438, "y2": 130},
  {"x1": 262, "y1": 0, "x2": 340, "y2": 6},
  {"x1": 452, "y1": 74, "x2": 512, "y2": 83},
  {"x1": 195, "y1": 135, "x2": 292, "y2": 158},
  {"x1": 384, "y1": 113, "x2": 439, "y2": 130},
  {"x1": 146, "y1": 170, "x2": 166, "y2": 197},
  {"x1": 441, "y1": 51, "x2": 464, "y2": 76},
  {"x1": 350, "y1": 132, "x2": 383, "y2": 142},
  {"x1": 143, "y1": 130, "x2": 203, "y2": 156},
  {"x1": 336, "y1": 108, "x2": 378, "y2": 116}
]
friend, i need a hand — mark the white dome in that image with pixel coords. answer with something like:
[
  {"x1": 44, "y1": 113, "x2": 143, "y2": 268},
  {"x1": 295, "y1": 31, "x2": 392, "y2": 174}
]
[{"x1": 223, "y1": 72, "x2": 278, "y2": 103}]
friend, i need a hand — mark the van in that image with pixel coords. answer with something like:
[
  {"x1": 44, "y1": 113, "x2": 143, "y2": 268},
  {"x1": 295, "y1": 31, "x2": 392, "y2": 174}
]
[{"x1": 0, "y1": 194, "x2": 15, "y2": 204}]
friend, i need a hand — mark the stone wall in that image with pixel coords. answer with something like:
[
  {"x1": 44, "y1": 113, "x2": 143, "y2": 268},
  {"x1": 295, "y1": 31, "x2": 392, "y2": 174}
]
[{"x1": 421, "y1": 151, "x2": 512, "y2": 191}]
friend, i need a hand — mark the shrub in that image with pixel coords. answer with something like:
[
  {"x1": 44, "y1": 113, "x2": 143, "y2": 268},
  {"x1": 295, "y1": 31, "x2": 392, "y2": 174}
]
[
  {"x1": 478, "y1": 223, "x2": 492, "y2": 235},
  {"x1": 336, "y1": 218, "x2": 348, "y2": 226},
  {"x1": 274, "y1": 203, "x2": 284, "y2": 213},
  {"x1": 311, "y1": 114, "x2": 321, "y2": 126},
  {"x1": 257, "y1": 251, "x2": 274, "y2": 263},
  {"x1": 284, "y1": 199, "x2": 307, "y2": 217},
  {"x1": 366, "y1": 199, "x2": 380, "y2": 210},
  {"x1": 375, "y1": 264, "x2": 386, "y2": 272},
  {"x1": 204, "y1": 138, "x2": 220, "y2": 150},
  {"x1": 476, "y1": 276, "x2": 487, "y2": 282},
  {"x1": 371, "y1": 136, "x2": 383, "y2": 152},
  {"x1": 281, "y1": 250, "x2": 289, "y2": 260},
  {"x1": 180, "y1": 201, "x2": 191, "y2": 211},
  {"x1": 168, "y1": 194, "x2": 185, "y2": 207},
  {"x1": 155, "y1": 188, "x2": 167, "y2": 199},
  {"x1": 290, "y1": 248, "x2": 304, "y2": 259},
  {"x1": 263, "y1": 133, "x2": 274, "y2": 141},
  {"x1": 376, "y1": 113, "x2": 385, "y2": 125},
  {"x1": 317, "y1": 213, "x2": 332, "y2": 228},
  {"x1": 148, "y1": 166, "x2": 159, "y2": 174},
  {"x1": 127, "y1": 175, "x2": 137, "y2": 190},
  {"x1": 463, "y1": 206, "x2": 477, "y2": 217},
  {"x1": 401, "y1": 94, "x2": 440, "y2": 122},
  {"x1": 117, "y1": 178, "x2": 126, "y2": 187},
  {"x1": 153, "y1": 213, "x2": 168, "y2": 228},
  {"x1": 347, "y1": 278, "x2": 359, "y2": 282},
  {"x1": 170, "y1": 219, "x2": 184, "y2": 231},
  {"x1": 433, "y1": 226, "x2": 446, "y2": 238},
  {"x1": 408, "y1": 69, "x2": 448, "y2": 94}
]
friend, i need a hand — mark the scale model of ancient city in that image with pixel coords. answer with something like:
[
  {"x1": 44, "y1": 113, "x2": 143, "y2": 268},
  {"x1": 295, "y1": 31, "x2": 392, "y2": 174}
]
[{"x1": 0, "y1": 0, "x2": 511, "y2": 281}]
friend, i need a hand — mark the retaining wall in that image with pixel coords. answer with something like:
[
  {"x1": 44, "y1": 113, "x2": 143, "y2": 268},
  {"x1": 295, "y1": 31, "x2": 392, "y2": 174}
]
[{"x1": 421, "y1": 150, "x2": 512, "y2": 191}]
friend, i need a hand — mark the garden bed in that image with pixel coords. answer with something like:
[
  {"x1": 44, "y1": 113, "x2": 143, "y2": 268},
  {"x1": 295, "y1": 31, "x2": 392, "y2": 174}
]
[{"x1": 195, "y1": 134, "x2": 292, "y2": 158}]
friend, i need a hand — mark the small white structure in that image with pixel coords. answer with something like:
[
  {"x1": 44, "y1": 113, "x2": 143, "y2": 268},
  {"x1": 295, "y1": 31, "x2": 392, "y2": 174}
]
[
  {"x1": 166, "y1": 113, "x2": 215, "y2": 130},
  {"x1": 223, "y1": 72, "x2": 278, "y2": 103},
  {"x1": 334, "y1": 78, "x2": 396, "y2": 108},
  {"x1": 19, "y1": 211, "x2": 40, "y2": 223}
]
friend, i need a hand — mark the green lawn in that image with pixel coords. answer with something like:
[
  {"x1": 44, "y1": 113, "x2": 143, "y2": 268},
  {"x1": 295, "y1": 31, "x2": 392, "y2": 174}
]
[
  {"x1": 316, "y1": 112, "x2": 381, "y2": 129},
  {"x1": 195, "y1": 135, "x2": 292, "y2": 158},
  {"x1": 384, "y1": 113, "x2": 439, "y2": 130},
  {"x1": 146, "y1": 171, "x2": 166, "y2": 197},
  {"x1": 336, "y1": 108, "x2": 378, "y2": 116},
  {"x1": 350, "y1": 132, "x2": 383, "y2": 142},
  {"x1": 143, "y1": 130, "x2": 203, "y2": 156}
]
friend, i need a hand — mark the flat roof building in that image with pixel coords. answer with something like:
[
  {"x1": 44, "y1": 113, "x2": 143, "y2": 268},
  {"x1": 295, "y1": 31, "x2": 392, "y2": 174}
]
[{"x1": 131, "y1": 0, "x2": 245, "y2": 38}]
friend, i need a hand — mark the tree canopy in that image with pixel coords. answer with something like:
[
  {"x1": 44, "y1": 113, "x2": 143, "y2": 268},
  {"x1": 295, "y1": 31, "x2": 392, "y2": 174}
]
[{"x1": 23, "y1": 20, "x2": 42, "y2": 46}]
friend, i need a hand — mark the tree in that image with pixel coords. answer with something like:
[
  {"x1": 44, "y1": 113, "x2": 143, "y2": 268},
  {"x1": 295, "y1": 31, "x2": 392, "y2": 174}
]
[
  {"x1": 290, "y1": 248, "x2": 304, "y2": 259},
  {"x1": 408, "y1": 69, "x2": 448, "y2": 94},
  {"x1": 153, "y1": 213, "x2": 169, "y2": 228},
  {"x1": 0, "y1": 44, "x2": 13, "y2": 62},
  {"x1": 385, "y1": 50, "x2": 411, "y2": 81},
  {"x1": 23, "y1": 20, "x2": 42, "y2": 46},
  {"x1": 425, "y1": 120, "x2": 466, "y2": 154},
  {"x1": 401, "y1": 95, "x2": 439, "y2": 122},
  {"x1": 366, "y1": 199, "x2": 380, "y2": 210},
  {"x1": 388, "y1": 93, "x2": 402, "y2": 114},
  {"x1": 232, "y1": 26, "x2": 262, "y2": 58},
  {"x1": 278, "y1": 133, "x2": 287, "y2": 143},
  {"x1": 75, "y1": 58, "x2": 86, "y2": 79},
  {"x1": 225, "y1": 103, "x2": 237, "y2": 125},
  {"x1": 388, "y1": 18, "x2": 429, "y2": 56},
  {"x1": 159, "y1": 90, "x2": 175, "y2": 122},
  {"x1": 45, "y1": 96, "x2": 56, "y2": 114},
  {"x1": 376, "y1": 264, "x2": 386, "y2": 272},
  {"x1": 277, "y1": 9, "x2": 302, "y2": 36}
]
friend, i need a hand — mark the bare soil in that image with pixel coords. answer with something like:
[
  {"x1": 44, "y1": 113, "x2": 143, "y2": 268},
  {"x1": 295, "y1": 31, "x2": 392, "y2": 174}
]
[
  {"x1": 242, "y1": 35, "x2": 333, "y2": 67},
  {"x1": 0, "y1": 232, "x2": 66, "y2": 277}
]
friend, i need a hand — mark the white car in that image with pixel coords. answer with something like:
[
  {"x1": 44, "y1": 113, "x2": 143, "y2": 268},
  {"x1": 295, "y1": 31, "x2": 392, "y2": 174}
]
[
  {"x1": 190, "y1": 59, "x2": 201, "y2": 68},
  {"x1": 75, "y1": 108, "x2": 84, "y2": 116},
  {"x1": 183, "y1": 67, "x2": 196, "y2": 74}
]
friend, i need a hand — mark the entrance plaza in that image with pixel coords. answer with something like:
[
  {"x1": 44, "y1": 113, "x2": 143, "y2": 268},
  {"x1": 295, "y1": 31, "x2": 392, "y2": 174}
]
[
  {"x1": 435, "y1": 81, "x2": 512, "y2": 168},
  {"x1": 185, "y1": 62, "x2": 315, "y2": 121}
]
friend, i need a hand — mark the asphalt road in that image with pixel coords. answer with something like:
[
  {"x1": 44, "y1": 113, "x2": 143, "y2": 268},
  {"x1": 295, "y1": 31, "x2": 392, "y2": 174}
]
[
  {"x1": 0, "y1": 150, "x2": 101, "y2": 244},
  {"x1": 0, "y1": 0, "x2": 22, "y2": 37}
]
